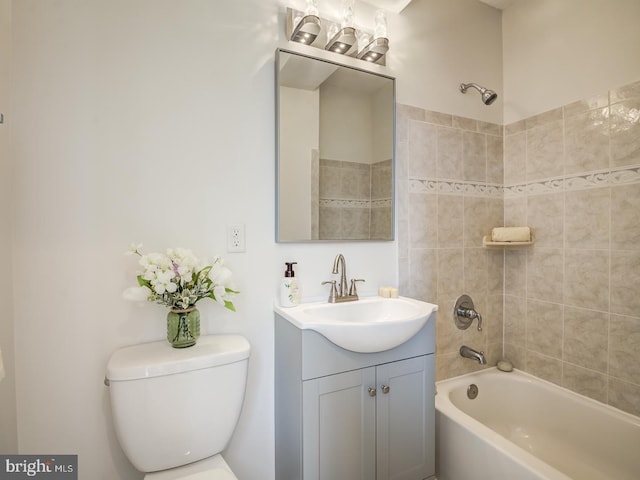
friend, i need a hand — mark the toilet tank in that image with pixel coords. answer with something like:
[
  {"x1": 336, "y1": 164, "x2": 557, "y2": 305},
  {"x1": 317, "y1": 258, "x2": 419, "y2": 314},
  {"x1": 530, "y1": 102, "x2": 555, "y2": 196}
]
[{"x1": 106, "y1": 335, "x2": 250, "y2": 473}]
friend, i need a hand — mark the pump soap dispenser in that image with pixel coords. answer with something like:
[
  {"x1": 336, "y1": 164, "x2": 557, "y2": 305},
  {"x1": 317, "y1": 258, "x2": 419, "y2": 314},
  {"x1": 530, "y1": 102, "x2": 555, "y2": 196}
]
[{"x1": 280, "y1": 262, "x2": 300, "y2": 307}]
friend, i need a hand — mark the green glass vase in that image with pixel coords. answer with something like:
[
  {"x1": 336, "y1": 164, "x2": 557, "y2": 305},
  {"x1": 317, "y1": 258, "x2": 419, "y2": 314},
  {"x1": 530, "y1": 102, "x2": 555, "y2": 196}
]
[{"x1": 167, "y1": 306, "x2": 200, "y2": 348}]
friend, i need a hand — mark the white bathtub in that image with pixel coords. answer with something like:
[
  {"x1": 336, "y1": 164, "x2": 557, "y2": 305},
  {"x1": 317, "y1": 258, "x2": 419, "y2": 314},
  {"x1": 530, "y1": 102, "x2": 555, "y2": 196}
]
[{"x1": 435, "y1": 368, "x2": 640, "y2": 480}]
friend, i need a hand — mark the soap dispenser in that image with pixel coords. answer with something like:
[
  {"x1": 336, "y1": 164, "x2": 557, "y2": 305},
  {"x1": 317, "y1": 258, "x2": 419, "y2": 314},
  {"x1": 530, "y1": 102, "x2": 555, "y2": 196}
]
[{"x1": 280, "y1": 262, "x2": 300, "y2": 307}]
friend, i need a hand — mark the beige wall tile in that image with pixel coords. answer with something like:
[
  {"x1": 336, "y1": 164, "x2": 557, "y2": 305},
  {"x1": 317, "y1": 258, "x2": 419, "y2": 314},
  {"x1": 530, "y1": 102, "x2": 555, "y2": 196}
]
[
  {"x1": 437, "y1": 126, "x2": 463, "y2": 180},
  {"x1": 486, "y1": 135, "x2": 504, "y2": 184},
  {"x1": 504, "y1": 131, "x2": 526, "y2": 185},
  {"x1": 408, "y1": 120, "x2": 437, "y2": 179},
  {"x1": 608, "y1": 377, "x2": 640, "y2": 417},
  {"x1": 564, "y1": 107, "x2": 610, "y2": 175},
  {"x1": 437, "y1": 248, "x2": 464, "y2": 299},
  {"x1": 478, "y1": 121, "x2": 502, "y2": 136},
  {"x1": 505, "y1": 250, "x2": 526, "y2": 296},
  {"x1": 611, "y1": 183, "x2": 640, "y2": 250},
  {"x1": 463, "y1": 131, "x2": 487, "y2": 182},
  {"x1": 504, "y1": 294, "x2": 526, "y2": 345},
  {"x1": 487, "y1": 294, "x2": 504, "y2": 345},
  {"x1": 562, "y1": 363, "x2": 607, "y2": 403},
  {"x1": 452, "y1": 115, "x2": 477, "y2": 131},
  {"x1": 563, "y1": 93, "x2": 608, "y2": 118},
  {"x1": 527, "y1": 192, "x2": 564, "y2": 248},
  {"x1": 487, "y1": 250, "x2": 504, "y2": 295},
  {"x1": 425, "y1": 110, "x2": 452, "y2": 127},
  {"x1": 563, "y1": 249, "x2": 609, "y2": 312},
  {"x1": 565, "y1": 187, "x2": 610, "y2": 249},
  {"x1": 564, "y1": 306, "x2": 609, "y2": 372},
  {"x1": 438, "y1": 194, "x2": 463, "y2": 247},
  {"x1": 435, "y1": 305, "x2": 464, "y2": 356},
  {"x1": 610, "y1": 79, "x2": 640, "y2": 103},
  {"x1": 396, "y1": 104, "x2": 425, "y2": 143},
  {"x1": 610, "y1": 98, "x2": 640, "y2": 168},
  {"x1": 409, "y1": 193, "x2": 437, "y2": 248},
  {"x1": 527, "y1": 248, "x2": 564, "y2": 303},
  {"x1": 526, "y1": 120, "x2": 564, "y2": 181},
  {"x1": 504, "y1": 197, "x2": 527, "y2": 226},
  {"x1": 463, "y1": 248, "x2": 488, "y2": 295},
  {"x1": 610, "y1": 250, "x2": 640, "y2": 316},
  {"x1": 526, "y1": 300, "x2": 563, "y2": 359},
  {"x1": 504, "y1": 342, "x2": 525, "y2": 369},
  {"x1": 409, "y1": 248, "x2": 438, "y2": 302},
  {"x1": 525, "y1": 351, "x2": 562, "y2": 386},
  {"x1": 609, "y1": 314, "x2": 640, "y2": 384},
  {"x1": 464, "y1": 196, "x2": 488, "y2": 247},
  {"x1": 525, "y1": 107, "x2": 563, "y2": 130}
]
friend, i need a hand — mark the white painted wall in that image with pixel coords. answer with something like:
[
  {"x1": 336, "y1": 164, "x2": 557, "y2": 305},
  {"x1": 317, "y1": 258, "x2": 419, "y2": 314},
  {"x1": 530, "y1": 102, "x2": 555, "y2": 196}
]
[
  {"x1": 6, "y1": 0, "x2": 501, "y2": 478},
  {"x1": 503, "y1": 0, "x2": 640, "y2": 123},
  {"x1": 390, "y1": 0, "x2": 504, "y2": 124},
  {"x1": 0, "y1": 0, "x2": 17, "y2": 454}
]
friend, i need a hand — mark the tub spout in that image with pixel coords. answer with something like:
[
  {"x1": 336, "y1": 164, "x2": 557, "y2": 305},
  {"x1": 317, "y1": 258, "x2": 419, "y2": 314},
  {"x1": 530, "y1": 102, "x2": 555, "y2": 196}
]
[{"x1": 460, "y1": 345, "x2": 486, "y2": 365}]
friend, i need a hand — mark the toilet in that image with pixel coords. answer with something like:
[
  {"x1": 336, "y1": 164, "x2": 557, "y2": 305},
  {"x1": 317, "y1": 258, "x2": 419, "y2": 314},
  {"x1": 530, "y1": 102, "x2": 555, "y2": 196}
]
[{"x1": 106, "y1": 334, "x2": 250, "y2": 479}]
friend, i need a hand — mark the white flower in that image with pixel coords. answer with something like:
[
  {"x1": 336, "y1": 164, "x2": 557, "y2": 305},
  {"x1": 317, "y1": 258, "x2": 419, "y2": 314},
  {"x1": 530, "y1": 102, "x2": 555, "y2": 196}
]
[
  {"x1": 126, "y1": 243, "x2": 143, "y2": 255},
  {"x1": 122, "y1": 285, "x2": 152, "y2": 302},
  {"x1": 151, "y1": 269, "x2": 177, "y2": 295},
  {"x1": 213, "y1": 285, "x2": 231, "y2": 306},
  {"x1": 124, "y1": 244, "x2": 238, "y2": 311}
]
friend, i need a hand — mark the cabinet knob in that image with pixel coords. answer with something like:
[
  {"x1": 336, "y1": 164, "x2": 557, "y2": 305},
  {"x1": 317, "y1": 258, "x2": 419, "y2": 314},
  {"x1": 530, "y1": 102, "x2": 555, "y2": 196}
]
[
  {"x1": 368, "y1": 387, "x2": 377, "y2": 397},
  {"x1": 381, "y1": 385, "x2": 390, "y2": 394}
]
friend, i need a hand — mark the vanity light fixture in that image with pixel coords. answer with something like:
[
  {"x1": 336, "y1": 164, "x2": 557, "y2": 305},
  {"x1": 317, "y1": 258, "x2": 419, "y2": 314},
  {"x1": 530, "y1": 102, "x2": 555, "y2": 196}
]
[
  {"x1": 290, "y1": 0, "x2": 321, "y2": 44},
  {"x1": 357, "y1": 9, "x2": 389, "y2": 63},
  {"x1": 325, "y1": 0, "x2": 357, "y2": 55}
]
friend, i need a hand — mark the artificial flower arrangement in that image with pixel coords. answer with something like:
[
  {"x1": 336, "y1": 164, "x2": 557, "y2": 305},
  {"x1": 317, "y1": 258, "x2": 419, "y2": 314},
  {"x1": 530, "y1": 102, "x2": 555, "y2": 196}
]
[{"x1": 123, "y1": 243, "x2": 238, "y2": 311}]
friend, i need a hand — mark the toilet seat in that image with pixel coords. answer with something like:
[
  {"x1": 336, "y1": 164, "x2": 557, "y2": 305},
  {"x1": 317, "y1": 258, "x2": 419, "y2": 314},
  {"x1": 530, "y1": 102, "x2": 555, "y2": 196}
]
[{"x1": 144, "y1": 455, "x2": 237, "y2": 480}]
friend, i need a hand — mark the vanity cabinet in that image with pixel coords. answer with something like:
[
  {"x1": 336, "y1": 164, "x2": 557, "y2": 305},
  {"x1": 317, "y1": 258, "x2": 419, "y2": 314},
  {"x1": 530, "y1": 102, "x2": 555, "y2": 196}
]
[{"x1": 275, "y1": 313, "x2": 436, "y2": 480}]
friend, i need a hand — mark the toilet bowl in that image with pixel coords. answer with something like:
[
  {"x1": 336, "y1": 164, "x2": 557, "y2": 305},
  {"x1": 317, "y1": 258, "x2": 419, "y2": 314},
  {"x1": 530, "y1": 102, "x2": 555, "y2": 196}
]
[{"x1": 106, "y1": 335, "x2": 250, "y2": 479}]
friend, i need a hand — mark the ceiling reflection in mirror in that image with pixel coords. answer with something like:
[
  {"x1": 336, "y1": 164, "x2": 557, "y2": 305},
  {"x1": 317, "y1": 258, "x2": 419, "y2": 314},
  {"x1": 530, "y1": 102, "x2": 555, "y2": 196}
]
[{"x1": 276, "y1": 49, "x2": 395, "y2": 242}]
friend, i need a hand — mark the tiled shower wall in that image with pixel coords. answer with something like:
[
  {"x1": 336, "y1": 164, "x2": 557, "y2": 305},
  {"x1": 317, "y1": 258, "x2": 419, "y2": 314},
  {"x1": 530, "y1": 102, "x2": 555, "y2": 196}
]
[
  {"x1": 396, "y1": 105, "x2": 505, "y2": 381},
  {"x1": 398, "y1": 78, "x2": 640, "y2": 416},
  {"x1": 503, "y1": 79, "x2": 640, "y2": 416},
  {"x1": 318, "y1": 158, "x2": 392, "y2": 240}
]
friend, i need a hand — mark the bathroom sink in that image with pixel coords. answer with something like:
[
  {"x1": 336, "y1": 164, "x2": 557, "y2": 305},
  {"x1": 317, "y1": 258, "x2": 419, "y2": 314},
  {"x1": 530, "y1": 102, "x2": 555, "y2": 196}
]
[{"x1": 274, "y1": 296, "x2": 437, "y2": 353}]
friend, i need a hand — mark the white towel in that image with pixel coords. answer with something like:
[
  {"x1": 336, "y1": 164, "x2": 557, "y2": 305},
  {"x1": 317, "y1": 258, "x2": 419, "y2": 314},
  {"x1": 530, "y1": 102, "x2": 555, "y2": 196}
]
[
  {"x1": 0, "y1": 348, "x2": 4, "y2": 382},
  {"x1": 491, "y1": 226, "x2": 531, "y2": 242}
]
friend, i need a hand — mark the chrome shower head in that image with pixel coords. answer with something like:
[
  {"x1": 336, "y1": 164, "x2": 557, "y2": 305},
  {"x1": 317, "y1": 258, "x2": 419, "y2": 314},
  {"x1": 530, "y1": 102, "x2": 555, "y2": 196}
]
[{"x1": 460, "y1": 82, "x2": 498, "y2": 105}]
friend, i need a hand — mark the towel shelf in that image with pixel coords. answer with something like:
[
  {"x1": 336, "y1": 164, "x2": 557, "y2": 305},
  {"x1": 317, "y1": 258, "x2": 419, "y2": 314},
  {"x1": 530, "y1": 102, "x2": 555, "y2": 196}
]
[{"x1": 482, "y1": 235, "x2": 534, "y2": 249}]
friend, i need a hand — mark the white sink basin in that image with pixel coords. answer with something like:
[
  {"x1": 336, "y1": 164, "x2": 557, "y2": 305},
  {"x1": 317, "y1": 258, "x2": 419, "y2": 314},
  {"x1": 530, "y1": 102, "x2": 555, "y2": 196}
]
[{"x1": 274, "y1": 296, "x2": 438, "y2": 353}]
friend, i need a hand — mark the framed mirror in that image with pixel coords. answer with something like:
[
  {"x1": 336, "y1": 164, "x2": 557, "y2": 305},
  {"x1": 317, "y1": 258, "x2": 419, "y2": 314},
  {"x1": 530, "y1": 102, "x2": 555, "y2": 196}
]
[{"x1": 276, "y1": 49, "x2": 395, "y2": 242}]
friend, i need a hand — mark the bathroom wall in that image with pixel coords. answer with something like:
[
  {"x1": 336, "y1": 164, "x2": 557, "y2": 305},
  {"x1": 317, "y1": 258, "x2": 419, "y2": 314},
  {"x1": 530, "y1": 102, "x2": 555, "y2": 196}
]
[
  {"x1": 396, "y1": 105, "x2": 505, "y2": 380},
  {"x1": 502, "y1": 80, "x2": 640, "y2": 416},
  {"x1": 6, "y1": 1, "x2": 503, "y2": 477},
  {"x1": 0, "y1": 0, "x2": 18, "y2": 454},
  {"x1": 10, "y1": 0, "x2": 639, "y2": 478},
  {"x1": 501, "y1": 0, "x2": 640, "y2": 417}
]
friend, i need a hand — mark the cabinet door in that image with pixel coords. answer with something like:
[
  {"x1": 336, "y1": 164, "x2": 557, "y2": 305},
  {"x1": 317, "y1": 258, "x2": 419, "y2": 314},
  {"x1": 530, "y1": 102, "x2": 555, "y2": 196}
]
[
  {"x1": 376, "y1": 355, "x2": 435, "y2": 480},
  {"x1": 302, "y1": 367, "x2": 377, "y2": 480}
]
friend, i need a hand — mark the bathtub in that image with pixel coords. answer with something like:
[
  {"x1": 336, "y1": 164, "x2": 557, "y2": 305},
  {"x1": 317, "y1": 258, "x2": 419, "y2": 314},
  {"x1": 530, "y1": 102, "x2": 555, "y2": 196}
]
[{"x1": 435, "y1": 368, "x2": 640, "y2": 480}]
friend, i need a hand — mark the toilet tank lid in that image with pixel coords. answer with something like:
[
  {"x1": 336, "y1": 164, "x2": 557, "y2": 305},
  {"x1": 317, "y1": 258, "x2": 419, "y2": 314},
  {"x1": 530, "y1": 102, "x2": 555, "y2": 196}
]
[{"x1": 106, "y1": 335, "x2": 250, "y2": 381}]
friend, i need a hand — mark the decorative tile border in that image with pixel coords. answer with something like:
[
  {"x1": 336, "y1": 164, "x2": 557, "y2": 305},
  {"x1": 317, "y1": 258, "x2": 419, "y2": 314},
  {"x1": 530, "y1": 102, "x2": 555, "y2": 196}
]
[
  {"x1": 319, "y1": 198, "x2": 371, "y2": 208},
  {"x1": 409, "y1": 178, "x2": 504, "y2": 198},
  {"x1": 504, "y1": 164, "x2": 640, "y2": 197},
  {"x1": 409, "y1": 164, "x2": 640, "y2": 199}
]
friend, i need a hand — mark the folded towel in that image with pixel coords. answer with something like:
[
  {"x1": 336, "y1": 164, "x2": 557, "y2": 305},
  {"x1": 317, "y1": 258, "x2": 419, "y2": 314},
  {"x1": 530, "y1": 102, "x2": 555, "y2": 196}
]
[{"x1": 491, "y1": 226, "x2": 531, "y2": 242}]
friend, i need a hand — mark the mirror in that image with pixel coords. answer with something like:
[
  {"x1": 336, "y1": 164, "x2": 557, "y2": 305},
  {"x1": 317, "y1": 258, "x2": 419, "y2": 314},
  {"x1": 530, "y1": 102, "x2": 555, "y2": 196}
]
[{"x1": 276, "y1": 49, "x2": 395, "y2": 242}]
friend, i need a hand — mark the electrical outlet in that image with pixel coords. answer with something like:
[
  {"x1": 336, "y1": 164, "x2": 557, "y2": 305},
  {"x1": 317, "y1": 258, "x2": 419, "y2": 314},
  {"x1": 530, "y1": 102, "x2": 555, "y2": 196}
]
[{"x1": 227, "y1": 224, "x2": 246, "y2": 252}]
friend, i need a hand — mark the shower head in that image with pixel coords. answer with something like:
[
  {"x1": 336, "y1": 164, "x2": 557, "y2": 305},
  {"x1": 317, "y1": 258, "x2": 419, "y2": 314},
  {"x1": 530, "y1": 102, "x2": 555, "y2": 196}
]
[{"x1": 460, "y1": 82, "x2": 498, "y2": 105}]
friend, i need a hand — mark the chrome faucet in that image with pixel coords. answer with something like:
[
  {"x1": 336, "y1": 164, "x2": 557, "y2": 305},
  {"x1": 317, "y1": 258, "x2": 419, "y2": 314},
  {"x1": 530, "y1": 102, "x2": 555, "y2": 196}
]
[
  {"x1": 323, "y1": 254, "x2": 364, "y2": 303},
  {"x1": 453, "y1": 294, "x2": 483, "y2": 331},
  {"x1": 460, "y1": 345, "x2": 486, "y2": 365},
  {"x1": 332, "y1": 254, "x2": 348, "y2": 297}
]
